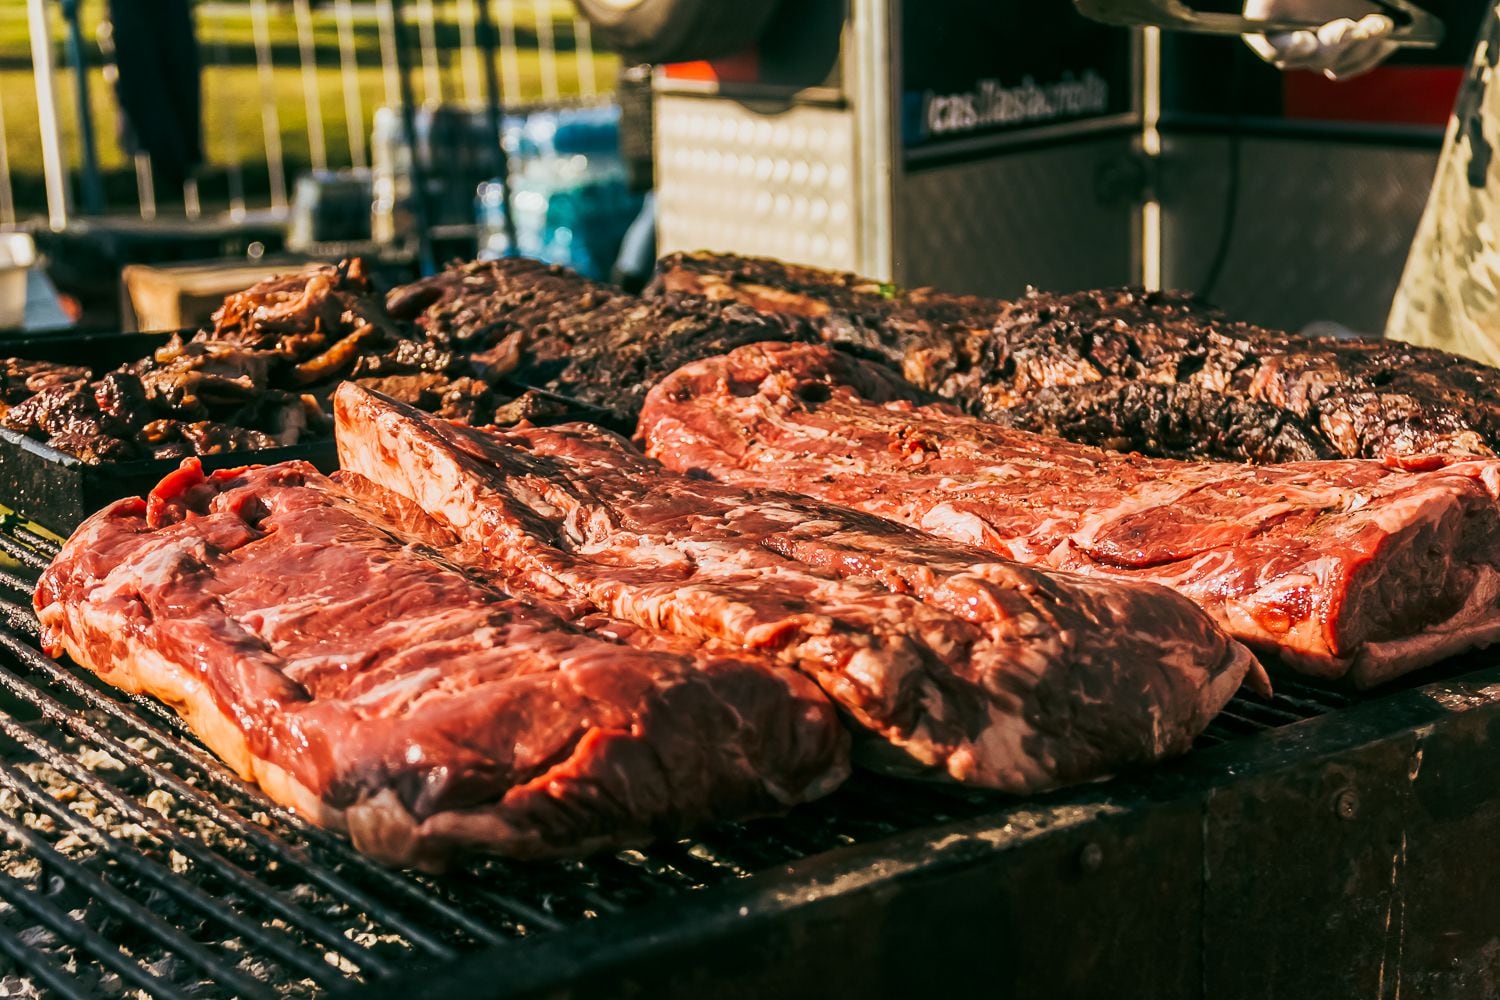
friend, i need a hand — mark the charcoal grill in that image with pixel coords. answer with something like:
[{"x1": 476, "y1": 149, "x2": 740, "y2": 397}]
[{"x1": 0, "y1": 519, "x2": 1496, "y2": 999}]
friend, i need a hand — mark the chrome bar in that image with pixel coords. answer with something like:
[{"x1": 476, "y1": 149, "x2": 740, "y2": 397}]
[
  {"x1": 417, "y1": 0, "x2": 443, "y2": 104},
  {"x1": 495, "y1": 0, "x2": 523, "y2": 105},
  {"x1": 532, "y1": 0, "x2": 560, "y2": 103},
  {"x1": 294, "y1": 0, "x2": 330, "y2": 173},
  {"x1": 459, "y1": 0, "x2": 484, "y2": 105},
  {"x1": 208, "y1": 8, "x2": 248, "y2": 221},
  {"x1": 1074, "y1": 0, "x2": 1443, "y2": 46},
  {"x1": 27, "y1": 0, "x2": 70, "y2": 230},
  {"x1": 377, "y1": 0, "x2": 403, "y2": 108},
  {"x1": 251, "y1": 0, "x2": 289, "y2": 210},
  {"x1": 0, "y1": 58, "x2": 15, "y2": 226},
  {"x1": 573, "y1": 14, "x2": 597, "y2": 98},
  {"x1": 336, "y1": 0, "x2": 369, "y2": 168},
  {"x1": 60, "y1": 0, "x2": 103, "y2": 214},
  {"x1": 133, "y1": 153, "x2": 156, "y2": 220}
]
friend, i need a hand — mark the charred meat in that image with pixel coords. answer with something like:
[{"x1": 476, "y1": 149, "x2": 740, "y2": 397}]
[{"x1": 648, "y1": 253, "x2": 1500, "y2": 464}]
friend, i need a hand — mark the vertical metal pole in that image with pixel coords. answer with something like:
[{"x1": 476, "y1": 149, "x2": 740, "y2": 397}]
[
  {"x1": 848, "y1": 0, "x2": 893, "y2": 279},
  {"x1": 475, "y1": 0, "x2": 516, "y2": 253},
  {"x1": 28, "y1": 0, "x2": 71, "y2": 230},
  {"x1": 377, "y1": 0, "x2": 402, "y2": 109},
  {"x1": 572, "y1": 15, "x2": 596, "y2": 98},
  {"x1": 1140, "y1": 27, "x2": 1162, "y2": 291},
  {"x1": 0, "y1": 79, "x2": 14, "y2": 227},
  {"x1": 416, "y1": 0, "x2": 442, "y2": 105},
  {"x1": 250, "y1": 0, "x2": 288, "y2": 211},
  {"x1": 335, "y1": 0, "x2": 368, "y2": 168},
  {"x1": 294, "y1": 0, "x2": 329, "y2": 173},
  {"x1": 495, "y1": 0, "x2": 523, "y2": 105},
  {"x1": 458, "y1": 0, "x2": 483, "y2": 106},
  {"x1": 531, "y1": 0, "x2": 559, "y2": 103},
  {"x1": 210, "y1": 13, "x2": 247, "y2": 221},
  {"x1": 133, "y1": 153, "x2": 156, "y2": 220},
  {"x1": 388, "y1": 0, "x2": 436, "y2": 275},
  {"x1": 60, "y1": 0, "x2": 103, "y2": 215}
]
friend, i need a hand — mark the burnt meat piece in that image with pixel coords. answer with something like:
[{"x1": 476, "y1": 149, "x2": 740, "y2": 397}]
[
  {"x1": 0, "y1": 257, "x2": 540, "y2": 465},
  {"x1": 2, "y1": 381, "x2": 125, "y2": 445},
  {"x1": 93, "y1": 371, "x2": 151, "y2": 427},
  {"x1": 209, "y1": 257, "x2": 406, "y2": 351},
  {"x1": 647, "y1": 251, "x2": 1003, "y2": 377},
  {"x1": 178, "y1": 420, "x2": 280, "y2": 455},
  {"x1": 45, "y1": 430, "x2": 139, "y2": 464},
  {"x1": 648, "y1": 253, "x2": 1500, "y2": 463},
  {"x1": 1005, "y1": 378, "x2": 1336, "y2": 463},
  {"x1": 1, "y1": 359, "x2": 92, "y2": 403},
  {"x1": 387, "y1": 258, "x2": 620, "y2": 356},
  {"x1": 35, "y1": 459, "x2": 849, "y2": 868},
  {"x1": 489, "y1": 389, "x2": 594, "y2": 427},
  {"x1": 640, "y1": 343, "x2": 1500, "y2": 686},
  {"x1": 335, "y1": 383, "x2": 1257, "y2": 792},
  {"x1": 539, "y1": 295, "x2": 819, "y2": 423},
  {"x1": 350, "y1": 373, "x2": 454, "y2": 409},
  {"x1": 348, "y1": 339, "x2": 465, "y2": 380},
  {"x1": 381, "y1": 259, "x2": 820, "y2": 423}
]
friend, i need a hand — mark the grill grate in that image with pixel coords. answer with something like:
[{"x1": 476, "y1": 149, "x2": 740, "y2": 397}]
[{"x1": 0, "y1": 521, "x2": 1355, "y2": 998}]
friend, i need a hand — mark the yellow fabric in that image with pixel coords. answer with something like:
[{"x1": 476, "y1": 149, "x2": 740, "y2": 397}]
[{"x1": 1388, "y1": 7, "x2": 1500, "y2": 365}]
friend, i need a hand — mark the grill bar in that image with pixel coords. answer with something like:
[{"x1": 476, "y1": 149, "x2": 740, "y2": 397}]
[
  {"x1": 0, "y1": 641, "x2": 459, "y2": 967},
  {"x1": 0, "y1": 757, "x2": 351, "y2": 989},
  {"x1": 0, "y1": 851, "x2": 193, "y2": 1000},
  {"x1": 12, "y1": 526, "x2": 59, "y2": 556},
  {"x1": 0, "y1": 805, "x2": 277, "y2": 999},
  {"x1": 0, "y1": 710, "x2": 377, "y2": 984},
  {"x1": 0, "y1": 914, "x2": 97, "y2": 1000},
  {"x1": 0, "y1": 531, "x2": 52, "y2": 573}
]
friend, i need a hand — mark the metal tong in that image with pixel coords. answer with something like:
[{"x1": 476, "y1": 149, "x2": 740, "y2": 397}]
[{"x1": 1073, "y1": 0, "x2": 1444, "y2": 48}]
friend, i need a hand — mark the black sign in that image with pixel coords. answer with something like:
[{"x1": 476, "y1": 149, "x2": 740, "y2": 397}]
[{"x1": 900, "y1": 0, "x2": 1136, "y2": 152}]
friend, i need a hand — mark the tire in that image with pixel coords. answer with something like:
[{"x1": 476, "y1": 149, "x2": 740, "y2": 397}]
[{"x1": 572, "y1": 0, "x2": 784, "y2": 65}]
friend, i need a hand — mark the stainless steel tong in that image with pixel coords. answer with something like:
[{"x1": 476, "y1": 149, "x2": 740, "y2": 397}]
[{"x1": 1073, "y1": 0, "x2": 1444, "y2": 48}]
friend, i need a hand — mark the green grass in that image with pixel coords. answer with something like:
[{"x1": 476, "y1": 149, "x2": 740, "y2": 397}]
[{"x1": 0, "y1": 0, "x2": 617, "y2": 210}]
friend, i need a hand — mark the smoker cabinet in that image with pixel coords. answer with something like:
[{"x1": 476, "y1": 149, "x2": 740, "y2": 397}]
[{"x1": 651, "y1": 0, "x2": 1487, "y2": 335}]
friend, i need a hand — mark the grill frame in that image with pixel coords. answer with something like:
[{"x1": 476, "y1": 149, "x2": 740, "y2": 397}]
[
  {"x1": 1, "y1": 518, "x2": 1498, "y2": 997},
  {"x1": 376, "y1": 656, "x2": 1500, "y2": 1000}
]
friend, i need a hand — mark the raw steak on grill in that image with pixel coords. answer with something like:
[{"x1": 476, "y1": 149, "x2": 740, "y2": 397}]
[
  {"x1": 35, "y1": 459, "x2": 849, "y2": 869},
  {"x1": 639, "y1": 342, "x2": 1500, "y2": 686},
  {"x1": 334, "y1": 383, "x2": 1259, "y2": 792},
  {"x1": 648, "y1": 252, "x2": 1500, "y2": 464}
]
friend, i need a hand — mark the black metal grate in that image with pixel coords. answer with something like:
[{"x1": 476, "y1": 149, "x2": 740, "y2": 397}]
[{"x1": 0, "y1": 519, "x2": 1349, "y2": 998}]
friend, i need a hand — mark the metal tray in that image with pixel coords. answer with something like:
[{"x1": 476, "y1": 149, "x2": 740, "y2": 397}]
[
  {"x1": 0, "y1": 329, "x2": 338, "y2": 534},
  {"x1": 0, "y1": 330, "x2": 635, "y2": 535}
]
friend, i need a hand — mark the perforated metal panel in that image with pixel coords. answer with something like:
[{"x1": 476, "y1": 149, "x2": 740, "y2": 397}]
[
  {"x1": 893, "y1": 135, "x2": 1142, "y2": 297},
  {"x1": 1160, "y1": 133, "x2": 1441, "y2": 335},
  {"x1": 654, "y1": 95, "x2": 863, "y2": 273}
]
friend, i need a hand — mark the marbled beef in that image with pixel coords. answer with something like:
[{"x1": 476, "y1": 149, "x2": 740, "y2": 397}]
[{"x1": 639, "y1": 342, "x2": 1500, "y2": 686}]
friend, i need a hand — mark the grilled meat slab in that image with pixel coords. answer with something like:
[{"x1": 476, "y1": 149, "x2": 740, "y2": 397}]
[
  {"x1": 649, "y1": 252, "x2": 1500, "y2": 464},
  {"x1": 335, "y1": 383, "x2": 1257, "y2": 792},
  {"x1": 0, "y1": 260, "x2": 538, "y2": 465},
  {"x1": 35, "y1": 459, "x2": 848, "y2": 868},
  {"x1": 640, "y1": 343, "x2": 1500, "y2": 685},
  {"x1": 389, "y1": 257, "x2": 817, "y2": 425}
]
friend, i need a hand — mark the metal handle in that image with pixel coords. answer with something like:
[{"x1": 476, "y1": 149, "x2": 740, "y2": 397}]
[{"x1": 1074, "y1": 0, "x2": 1444, "y2": 48}]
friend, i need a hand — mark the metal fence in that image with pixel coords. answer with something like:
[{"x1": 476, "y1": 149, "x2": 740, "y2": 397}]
[{"x1": 0, "y1": 0, "x2": 615, "y2": 230}]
